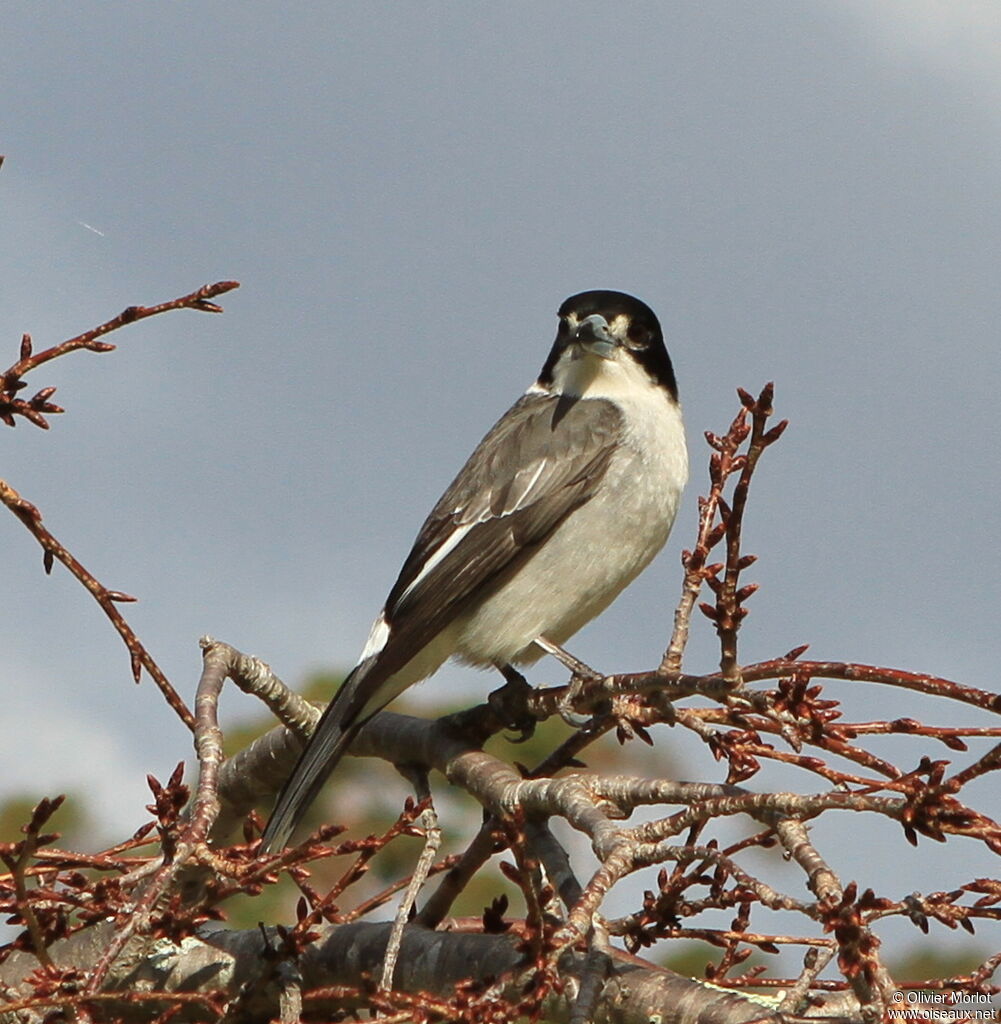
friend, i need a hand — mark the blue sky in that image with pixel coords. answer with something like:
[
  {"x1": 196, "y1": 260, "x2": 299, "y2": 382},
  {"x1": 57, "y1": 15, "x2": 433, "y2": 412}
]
[{"x1": 2, "y1": 1, "x2": 998, "y2": 958}]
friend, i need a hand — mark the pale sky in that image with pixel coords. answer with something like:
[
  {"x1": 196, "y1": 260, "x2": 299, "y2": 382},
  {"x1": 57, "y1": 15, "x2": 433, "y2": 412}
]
[{"x1": 2, "y1": 2, "x2": 998, "y2": 960}]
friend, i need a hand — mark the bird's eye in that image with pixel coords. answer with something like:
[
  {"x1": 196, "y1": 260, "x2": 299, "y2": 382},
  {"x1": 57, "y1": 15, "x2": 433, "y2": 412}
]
[{"x1": 626, "y1": 322, "x2": 648, "y2": 348}]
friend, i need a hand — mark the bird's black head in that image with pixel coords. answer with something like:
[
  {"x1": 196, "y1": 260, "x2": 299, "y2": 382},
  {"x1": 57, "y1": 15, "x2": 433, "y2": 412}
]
[{"x1": 537, "y1": 290, "x2": 678, "y2": 400}]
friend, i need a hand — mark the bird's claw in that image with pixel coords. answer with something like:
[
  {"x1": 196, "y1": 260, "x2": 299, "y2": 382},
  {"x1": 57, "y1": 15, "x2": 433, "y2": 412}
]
[
  {"x1": 557, "y1": 677, "x2": 592, "y2": 727},
  {"x1": 535, "y1": 636, "x2": 603, "y2": 728},
  {"x1": 489, "y1": 665, "x2": 538, "y2": 742},
  {"x1": 534, "y1": 636, "x2": 603, "y2": 681}
]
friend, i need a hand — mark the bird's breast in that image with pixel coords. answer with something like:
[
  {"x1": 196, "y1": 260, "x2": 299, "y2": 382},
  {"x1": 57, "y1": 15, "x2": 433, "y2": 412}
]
[{"x1": 454, "y1": 390, "x2": 688, "y2": 666}]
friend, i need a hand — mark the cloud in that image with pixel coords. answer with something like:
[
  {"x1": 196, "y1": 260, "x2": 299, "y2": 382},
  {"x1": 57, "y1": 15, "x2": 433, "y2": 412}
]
[
  {"x1": 2, "y1": 658, "x2": 157, "y2": 845},
  {"x1": 840, "y1": 1, "x2": 1001, "y2": 101}
]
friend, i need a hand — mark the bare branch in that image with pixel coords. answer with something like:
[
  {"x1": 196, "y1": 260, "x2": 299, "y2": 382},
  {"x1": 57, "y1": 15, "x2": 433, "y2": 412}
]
[
  {"x1": 0, "y1": 479, "x2": 194, "y2": 730},
  {"x1": 0, "y1": 281, "x2": 239, "y2": 428}
]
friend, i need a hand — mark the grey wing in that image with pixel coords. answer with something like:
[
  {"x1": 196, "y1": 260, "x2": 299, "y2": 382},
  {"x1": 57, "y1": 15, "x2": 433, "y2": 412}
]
[
  {"x1": 259, "y1": 392, "x2": 623, "y2": 851},
  {"x1": 373, "y1": 392, "x2": 624, "y2": 676}
]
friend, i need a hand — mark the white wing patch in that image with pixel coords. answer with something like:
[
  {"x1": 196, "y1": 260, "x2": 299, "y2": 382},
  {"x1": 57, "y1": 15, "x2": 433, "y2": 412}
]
[
  {"x1": 394, "y1": 458, "x2": 548, "y2": 608},
  {"x1": 395, "y1": 522, "x2": 474, "y2": 606},
  {"x1": 508, "y1": 459, "x2": 547, "y2": 513},
  {"x1": 358, "y1": 612, "x2": 391, "y2": 661}
]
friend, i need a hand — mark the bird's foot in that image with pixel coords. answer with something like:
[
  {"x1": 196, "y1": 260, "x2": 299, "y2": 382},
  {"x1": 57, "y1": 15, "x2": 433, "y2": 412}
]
[
  {"x1": 489, "y1": 664, "x2": 537, "y2": 742},
  {"x1": 533, "y1": 636, "x2": 603, "y2": 681},
  {"x1": 534, "y1": 636, "x2": 603, "y2": 727}
]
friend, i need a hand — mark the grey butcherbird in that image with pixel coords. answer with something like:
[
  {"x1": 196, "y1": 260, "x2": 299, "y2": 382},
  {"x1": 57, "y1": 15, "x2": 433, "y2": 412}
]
[{"x1": 262, "y1": 290, "x2": 688, "y2": 852}]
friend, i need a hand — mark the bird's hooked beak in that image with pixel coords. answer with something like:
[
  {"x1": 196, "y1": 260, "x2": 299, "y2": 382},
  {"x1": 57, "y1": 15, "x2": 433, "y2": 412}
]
[{"x1": 574, "y1": 314, "x2": 617, "y2": 359}]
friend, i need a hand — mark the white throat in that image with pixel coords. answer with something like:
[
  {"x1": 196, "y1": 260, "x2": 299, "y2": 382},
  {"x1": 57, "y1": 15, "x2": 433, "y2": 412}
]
[{"x1": 548, "y1": 346, "x2": 661, "y2": 402}]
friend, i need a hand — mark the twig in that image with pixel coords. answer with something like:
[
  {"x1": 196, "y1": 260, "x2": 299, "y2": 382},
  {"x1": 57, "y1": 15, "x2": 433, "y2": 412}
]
[
  {"x1": 569, "y1": 945, "x2": 612, "y2": 1024},
  {"x1": 0, "y1": 478, "x2": 195, "y2": 729},
  {"x1": 545, "y1": 655, "x2": 1001, "y2": 725},
  {"x1": 776, "y1": 945, "x2": 835, "y2": 1015},
  {"x1": 714, "y1": 385, "x2": 786, "y2": 679},
  {"x1": 340, "y1": 853, "x2": 460, "y2": 923},
  {"x1": 82, "y1": 639, "x2": 228, "y2": 994},
  {"x1": 0, "y1": 282, "x2": 239, "y2": 726},
  {"x1": 661, "y1": 399, "x2": 747, "y2": 674},
  {"x1": 276, "y1": 958, "x2": 304, "y2": 1024},
  {"x1": 380, "y1": 790, "x2": 441, "y2": 992},
  {"x1": 1, "y1": 281, "x2": 239, "y2": 427},
  {"x1": 413, "y1": 817, "x2": 501, "y2": 929},
  {"x1": 199, "y1": 636, "x2": 319, "y2": 738},
  {"x1": 525, "y1": 819, "x2": 583, "y2": 913},
  {"x1": 0, "y1": 798, "x2": 65, "y2": 970},
  {"x1": 741, "y1": 659, "x2": 1001, "y2": 715}
]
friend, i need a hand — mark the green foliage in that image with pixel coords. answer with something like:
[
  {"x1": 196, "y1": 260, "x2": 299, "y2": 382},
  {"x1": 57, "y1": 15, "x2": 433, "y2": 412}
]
[{"x1": 0, "y1": 793, "x2": 88, "y2": 848}]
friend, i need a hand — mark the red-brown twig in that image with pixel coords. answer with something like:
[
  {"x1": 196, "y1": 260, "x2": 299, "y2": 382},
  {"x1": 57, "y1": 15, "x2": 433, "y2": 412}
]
[
  {"x1": 81, "y1": 639, "x2": 232, "y2": 995},
  {"x1": 660, "y1": 384, "x2": 787, "y2": 678},
  {"x1": 741, "y1": 659, "x2": 1001, "y2": 715},
  {"x1": 0, "y1": 479, "x2": 195, "y2": 730},
  {"x1": 710, "y1": 384, "x2": 787, "y2": 680},
  {"x1": 660, "y1": 399, "x2": 746, "y2": 673},
  {"x1": 0, "y1": 282, "x2": 240, "y2": 726},
  {"x1": 0, "y1": 798, "x2": 65, "y2": 970},
  {"x1": 0, "y1": 281, "x2": 239, "y2": 428}
]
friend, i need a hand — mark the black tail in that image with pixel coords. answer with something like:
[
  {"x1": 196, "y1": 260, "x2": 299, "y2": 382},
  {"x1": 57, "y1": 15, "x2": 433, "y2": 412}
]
[{"x1": 260, "y1": 662, "x2": 375, "y2": 852}]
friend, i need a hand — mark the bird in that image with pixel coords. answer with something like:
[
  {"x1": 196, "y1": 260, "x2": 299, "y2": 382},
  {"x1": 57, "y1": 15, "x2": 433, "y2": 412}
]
[{"x1": 261, "y1": 289, "x2": 688, "y2": 851}]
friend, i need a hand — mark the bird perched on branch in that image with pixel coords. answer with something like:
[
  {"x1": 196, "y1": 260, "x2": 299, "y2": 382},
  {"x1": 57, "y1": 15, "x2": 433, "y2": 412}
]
[{"x1": 262, "y1": 290, "x2": 688, "y2": 851}]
